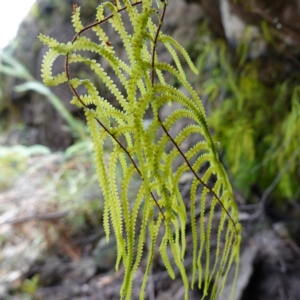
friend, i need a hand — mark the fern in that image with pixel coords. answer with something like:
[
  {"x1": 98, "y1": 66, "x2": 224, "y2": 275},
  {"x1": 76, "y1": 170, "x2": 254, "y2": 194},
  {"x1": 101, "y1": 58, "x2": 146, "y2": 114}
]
[{"x1": 39, "y1": 1, "x2": 241, "y2": 299}]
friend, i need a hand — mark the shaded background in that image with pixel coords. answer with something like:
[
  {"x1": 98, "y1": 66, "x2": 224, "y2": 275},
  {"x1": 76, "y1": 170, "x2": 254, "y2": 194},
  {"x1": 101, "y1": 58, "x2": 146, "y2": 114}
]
[{"x1": 1, "y1": 0, "x2": 300, "y2": 299}]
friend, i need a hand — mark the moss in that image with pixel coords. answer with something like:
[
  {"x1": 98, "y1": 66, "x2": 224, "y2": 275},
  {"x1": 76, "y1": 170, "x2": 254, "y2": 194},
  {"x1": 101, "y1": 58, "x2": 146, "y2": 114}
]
[{"x1": 193, "y1": 21, "x2": 300, "y2": 202}]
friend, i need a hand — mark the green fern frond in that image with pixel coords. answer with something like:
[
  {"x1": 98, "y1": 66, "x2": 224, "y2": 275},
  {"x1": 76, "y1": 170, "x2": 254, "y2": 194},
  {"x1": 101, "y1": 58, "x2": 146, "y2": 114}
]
[
  {"x1": 39, "y1": 1, "x2": 241, "y2": 299},
  {"x1": 40, "y1": 49, "x2": 61, "y2": 86},
  {"x1": 71, "y1": 6, "x2": 84, "y2": 33},
  {"x1": 85, "y1": 110, "x2": 111, "y2": 240},
  {"x1": 159, "y1": 34, "x2": 199, "y2": 75},
  {"x1": 140, "y1": 214, "x2": 162, "y2": 299},
  {"x1": 38, "y1": 34, "x2": 59, "y2": 47}
]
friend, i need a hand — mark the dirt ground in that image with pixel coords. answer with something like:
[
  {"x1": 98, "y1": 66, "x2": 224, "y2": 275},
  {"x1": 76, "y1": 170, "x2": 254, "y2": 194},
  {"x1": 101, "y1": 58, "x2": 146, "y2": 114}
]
[{"x1": 1, "y1": 147, "x2": 300, "y2": 300}]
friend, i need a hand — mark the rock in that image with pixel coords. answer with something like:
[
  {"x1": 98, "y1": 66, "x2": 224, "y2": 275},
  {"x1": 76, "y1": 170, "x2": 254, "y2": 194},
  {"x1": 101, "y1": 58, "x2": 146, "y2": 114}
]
[
  {"x1": 92, "y1": 236, "x2": 117, "y2": 271},
  {"x1": 62, "y1": 258, "x2": 97, "y2": 285},
  {"x1": 220, "y1": 0, "x2": 266, "y2": 58},
  {"x1": 220, "y1": 0, "x2": 246, "y2": 46},
  {"x1": 218, "y1": 242, "x2": 258, "y2": 300}
]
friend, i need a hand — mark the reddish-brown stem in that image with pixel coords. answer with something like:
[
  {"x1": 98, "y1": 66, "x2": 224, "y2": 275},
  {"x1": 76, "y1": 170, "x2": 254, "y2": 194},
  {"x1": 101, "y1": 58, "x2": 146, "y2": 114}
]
[
  {"x1": 151, "y1": 3, "x2": 238, "y2": 234},
  {"x1": 70, "y1": 1, "x2": 142, "y2": 45},
  {"x1": 64, "y1": 1, "x2": 165, "y2": 219},
  {"x1": 151, "y1": 3, "x2": 166, "y2": 86}
]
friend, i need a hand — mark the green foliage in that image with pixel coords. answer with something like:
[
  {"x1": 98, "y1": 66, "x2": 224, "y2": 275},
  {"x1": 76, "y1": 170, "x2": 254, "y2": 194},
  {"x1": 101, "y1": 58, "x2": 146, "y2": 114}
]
[
  {"x1": 21, "y1": 275, "x2": 40, "y2": 295},
  {"x1": 194, "y1": 22, "x2": 300, "y2": 202},
  {"x1": 0, "y1": 145, "x2": 50, "y2": 190},
  {"x1": 39, "y1": 1, "x2": 241, "y2": 299}
]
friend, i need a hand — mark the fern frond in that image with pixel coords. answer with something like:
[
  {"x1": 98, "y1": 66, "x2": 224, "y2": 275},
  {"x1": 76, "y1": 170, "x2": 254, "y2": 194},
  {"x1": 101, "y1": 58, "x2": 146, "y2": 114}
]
[
  {"x1": 94, "y1": 4, "x2": 116, "y2": 51},
  {"x1": 71, "y1": 5, "x2": 84, "y2": 33},
  {"x1": 120, "y1": 165, "x2": 135, "y2": 297},
  {"x1": 85, "y1": 111, "x2": 110, "y2": 240},
  {"x1": 69, "y1": 54, "x2": 128, "y2": 110},
  {"x1": 140, "y1": 214, "x2": 162, "y2": 300},
  {"x1": 40, "y1": 49, "x2": 60, "y2": 86},
  {"x1": 165, "y1": 42, "x2": 186, "y2": 79},
  {"x1": 159, "y1": 33, "x2": 199, "y2": 75},
  {"x1": 168, "y1": 224, "x2": 189, "y2": 300},
  {"x1": 39, "y1": 1, "x2": 241, "y2": 299},
  {"x1": 108, "y1": 145, "x2": 126, "y2": 269},
  {"x1": 159, "y1": 231, "x2": 176, "y2": 279},
  {"x1": 38, "y1": 34, "x2": 59, "y2": 48}
]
